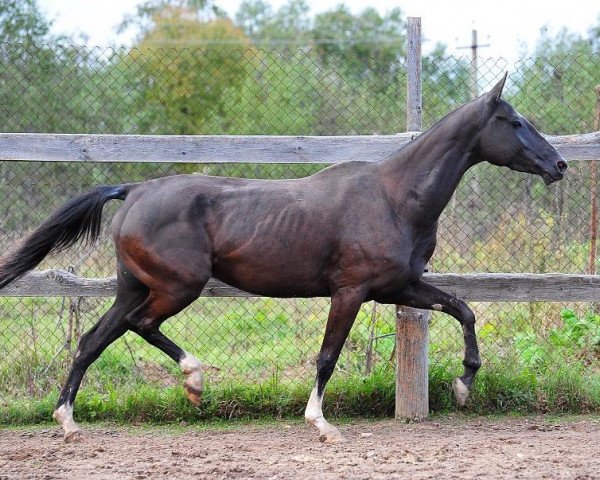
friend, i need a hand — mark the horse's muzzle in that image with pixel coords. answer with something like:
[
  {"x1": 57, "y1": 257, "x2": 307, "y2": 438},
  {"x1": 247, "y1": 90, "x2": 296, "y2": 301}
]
[{"x1": 542, "y1": 158, "x2": 567, "y2": 185}]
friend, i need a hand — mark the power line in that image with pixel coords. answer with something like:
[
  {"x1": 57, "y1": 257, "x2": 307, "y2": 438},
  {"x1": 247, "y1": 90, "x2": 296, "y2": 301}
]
[{"x1": 132, "y1": 36, "x2": 405, "y2": 47}]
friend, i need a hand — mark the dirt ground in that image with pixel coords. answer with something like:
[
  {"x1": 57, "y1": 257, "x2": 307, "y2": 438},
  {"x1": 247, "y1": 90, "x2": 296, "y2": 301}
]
[{"x1": 1, "y1": 415, "x2": 599, "y2": 479}]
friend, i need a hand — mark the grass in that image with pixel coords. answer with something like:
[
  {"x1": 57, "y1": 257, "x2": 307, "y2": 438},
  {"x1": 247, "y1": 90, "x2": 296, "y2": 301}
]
[{"x1": 2, "y1": 362, "x2": 600, "y2": 427}]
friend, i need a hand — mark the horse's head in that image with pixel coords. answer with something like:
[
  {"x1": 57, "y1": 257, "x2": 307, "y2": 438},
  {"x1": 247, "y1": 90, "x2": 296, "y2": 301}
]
[{"x1": 477, "y1": 74, "x2": 567, "y2": 185}]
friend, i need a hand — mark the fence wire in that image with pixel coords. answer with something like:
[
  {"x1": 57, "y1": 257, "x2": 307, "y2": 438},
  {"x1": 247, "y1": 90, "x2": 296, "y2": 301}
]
[{"x1": 0, "y1": 44, "x2": 599, "y2": 403}]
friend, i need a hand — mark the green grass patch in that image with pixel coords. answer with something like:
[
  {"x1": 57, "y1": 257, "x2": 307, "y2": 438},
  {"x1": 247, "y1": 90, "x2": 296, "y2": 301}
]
[{"x1": 2, "y1": 363, "x2": 600, "y2": 427}]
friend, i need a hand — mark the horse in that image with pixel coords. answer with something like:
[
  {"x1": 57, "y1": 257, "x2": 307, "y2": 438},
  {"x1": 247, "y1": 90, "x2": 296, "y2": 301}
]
[{"x1": 0, "y1": 75, "x2": 567, "y2": 443}]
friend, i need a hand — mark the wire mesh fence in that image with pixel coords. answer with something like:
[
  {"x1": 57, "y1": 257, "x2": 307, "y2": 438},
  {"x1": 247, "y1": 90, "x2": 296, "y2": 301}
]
[{"x1": 0, "y1": 43, "x2": 599, "y2": 404}]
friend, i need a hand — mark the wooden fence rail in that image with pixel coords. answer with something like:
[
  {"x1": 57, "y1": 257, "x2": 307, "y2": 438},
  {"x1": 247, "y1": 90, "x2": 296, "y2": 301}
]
[
  {"x1": 4, "y1": 270, "x2": 600, "y2": 302},
  {"x1": 0, "y1": 131, "x2": 598, "y2": 164}
]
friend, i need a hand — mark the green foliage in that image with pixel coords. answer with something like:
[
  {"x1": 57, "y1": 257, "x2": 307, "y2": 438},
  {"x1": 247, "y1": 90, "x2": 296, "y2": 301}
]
[
  {"x1": 3, "y1": 362, "x2": 600, "y2": 425},
  {"x1": 422, "y1": 44, "x2": 471, "y2": 126},
  {"x1": 235, "y1": 0, "x2": 311, "y2": 43},
  {"x1": 590, "y1": 14, "x2": 600, "y2": 50},
  {"x1": 0, "y1": 0, "x2": 50, "y2": 48},
  {"x1": 551, "y1": 309, "x2": 600, "y2": 348},
  {"x1": 3, "y1": 296, "x2": 600, "y2": 425},
  {"x1": 128, "y1": 7, "x2": 253, "y2": 135},
  {"x1": 118, "y1": 0, "x2": 227, "y2": 38},
  {"x1": 514, "y1": 330, "x2": 547, "y2": 368},
  {"x1": 512, "y1": 28, "x2": 600, "y2": 134},
  {"x1": 511, "y1": 309, "x2": 600, "y2": 372},
  {"x1": 2, "y1": 0, "x2": 600, "y2": 427},
  {"x1": 312, "y1": 6, "x2": 405, "y2": 82}
]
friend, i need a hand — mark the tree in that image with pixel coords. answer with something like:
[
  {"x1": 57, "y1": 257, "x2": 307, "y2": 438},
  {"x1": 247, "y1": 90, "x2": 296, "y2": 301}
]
[
  {"x1": 589, "y1": 14, "x2": 600, "y2": 50},
  {"x1": 0, "y1": 0, "x2": 60, "y2": 132},
  {"x1": 512, "y1": 28, "x2": 599, "y2": 135},
  {"x1": 118, "y1": 0, "x2": 229, "y2": 40},
  {"x1": 127, "y1": 5, "x2": 252, "y2": 135},
  {"x1": 235, "y1": 0, "x2": 311, "y2": 43},
  {"x1": 234, "y1": 0, "x2": 273, "y2": 39},
  {"x1": 422, "y1": 44, "x2": 471, "y2": 128},
  {"x1": 0, "y1": 0, "x2": 50, "y2": 46},
  {"x1": 312, "y1": 5, "x2": 405, "y2": 82}
]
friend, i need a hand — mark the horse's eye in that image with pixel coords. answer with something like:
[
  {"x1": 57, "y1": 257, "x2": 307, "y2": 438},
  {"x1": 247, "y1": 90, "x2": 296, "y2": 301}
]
[{"x1": 510, "y1": 120, "x2": 522, "y2": 128}]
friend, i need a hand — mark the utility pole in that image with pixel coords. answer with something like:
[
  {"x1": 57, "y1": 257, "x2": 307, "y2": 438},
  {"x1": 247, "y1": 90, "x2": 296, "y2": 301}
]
[{"x1": 458, "y1": 29, "x2": 490, "y2": 99}]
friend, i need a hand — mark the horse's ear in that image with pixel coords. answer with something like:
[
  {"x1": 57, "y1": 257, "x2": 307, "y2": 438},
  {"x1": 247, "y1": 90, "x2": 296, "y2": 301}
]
[{"x1": 489, "y1": 72, "x2": 508, "y2": 103}]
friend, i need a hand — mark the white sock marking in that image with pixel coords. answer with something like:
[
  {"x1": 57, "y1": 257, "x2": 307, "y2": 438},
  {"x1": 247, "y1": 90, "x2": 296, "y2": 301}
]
[
  {"x1": 304, "y1": 387, "x2": 324, "y2": 424},
  {"x1": 453, "y1": 377, "x2": 470, "y2": 406},
  {"x1": 53, "y1": 403, "x2": 81, "y2": 436},
  {"x1": 305, "y1": 386, "x2": 343, "y2": 442},
  {"x1": 180, "y1": 353, "x2": 203, "y2": 393}
]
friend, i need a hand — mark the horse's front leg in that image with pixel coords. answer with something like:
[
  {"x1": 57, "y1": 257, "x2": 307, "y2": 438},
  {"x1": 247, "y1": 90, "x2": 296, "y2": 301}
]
[{"x1": 394, "y1": 280, "x2": 480, "y2": 406}]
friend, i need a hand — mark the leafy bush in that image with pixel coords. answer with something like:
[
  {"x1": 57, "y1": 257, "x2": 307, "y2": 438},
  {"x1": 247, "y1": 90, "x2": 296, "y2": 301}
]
[{"x1": 514, "y1": 309, "x2": 600, "y2": 370}]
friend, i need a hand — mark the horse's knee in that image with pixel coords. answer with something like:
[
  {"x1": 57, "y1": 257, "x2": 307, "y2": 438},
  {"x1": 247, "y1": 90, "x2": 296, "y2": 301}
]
[
  {"x1": 463, "y1": 357, "x2": 482, "y2": 371},
  {"x1": 456, "y1": 301, "x2": 475, "y2": 325}
]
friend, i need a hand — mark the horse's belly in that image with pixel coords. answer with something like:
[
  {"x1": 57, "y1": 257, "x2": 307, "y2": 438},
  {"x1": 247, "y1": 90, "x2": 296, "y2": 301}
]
[{"x1": 211, "y1": 254, "x2": 330, "y2": 298}]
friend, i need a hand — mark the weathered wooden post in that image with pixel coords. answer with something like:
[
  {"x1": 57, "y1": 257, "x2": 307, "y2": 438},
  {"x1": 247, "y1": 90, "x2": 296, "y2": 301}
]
[
  {"x1": 395, "y1": 17, "x2": 430, "y2": 422},
  {"x1": 406, "y1": 17, "x2": 422, "y2": 132}
]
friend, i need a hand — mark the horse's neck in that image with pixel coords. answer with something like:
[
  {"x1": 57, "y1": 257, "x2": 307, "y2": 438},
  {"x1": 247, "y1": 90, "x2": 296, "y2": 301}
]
[{"x1": 378, "y1": 113, "x2": 482, "y2": 225}]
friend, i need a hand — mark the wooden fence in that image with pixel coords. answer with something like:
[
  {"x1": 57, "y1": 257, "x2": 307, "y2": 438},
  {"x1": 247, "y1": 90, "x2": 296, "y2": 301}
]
[
  {"x1": 1, "y1": 128, "x2": 599, "y2": 421},
  {"x1": 1, "y1": 17, "x2": 600, "y2": 421}
]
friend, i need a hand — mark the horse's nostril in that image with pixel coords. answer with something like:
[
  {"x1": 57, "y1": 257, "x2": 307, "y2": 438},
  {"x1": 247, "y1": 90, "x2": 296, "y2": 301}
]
[{"x1": 557, "y1": 160, "x2": 568, "y2": 172}]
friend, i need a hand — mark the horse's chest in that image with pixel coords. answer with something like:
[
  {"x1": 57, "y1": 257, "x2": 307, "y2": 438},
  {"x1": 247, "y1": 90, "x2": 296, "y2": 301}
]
[
  {"x1": 373, "y1": 230, "x2": 436, "y2": 282},
  {"x1": 392, "y1": 254, "x2": 427, "y2": 279}
]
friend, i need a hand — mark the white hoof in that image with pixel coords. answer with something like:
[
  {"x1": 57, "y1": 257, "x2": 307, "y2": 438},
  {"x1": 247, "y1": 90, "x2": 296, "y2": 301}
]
[
  {"x1": 453, "y1": 377, "x2": 470, "y2": 407},
  {"x1": 64, "y1": 429, "x2": 86, "y2": 443},
  {"x1": 180, "y1": 353, "x2": 204, "y2": 406},
  {"x1": 318, "y1": 426, "x2": 345, "y2": 443},
  {"x1": 305, "y1": 386, "x2": 345, "y2": 443},
  {"x1": 184, "y1": 379, "x2": 202, "y2": 406},
  {"x1": 53, "y1": 404, "x2": 85, "y2": 443}
]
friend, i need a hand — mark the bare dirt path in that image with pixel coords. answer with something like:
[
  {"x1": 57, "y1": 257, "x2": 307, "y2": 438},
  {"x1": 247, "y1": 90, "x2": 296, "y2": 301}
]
[{"x1": 1, "y1": 415, "x2": 599, "y2": 479}]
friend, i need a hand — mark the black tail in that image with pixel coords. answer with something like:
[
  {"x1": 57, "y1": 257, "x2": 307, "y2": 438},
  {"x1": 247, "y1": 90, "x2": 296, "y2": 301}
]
[{"x1": 0, "y1": 185, "x2": 129, "y2": 290}]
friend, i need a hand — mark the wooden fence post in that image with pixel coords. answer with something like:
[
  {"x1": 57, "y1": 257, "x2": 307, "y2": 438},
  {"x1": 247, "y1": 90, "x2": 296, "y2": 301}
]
[
  {"x1": 396, "y1": 306, "x2": 429, "y2": 420},
  {"x1": 395, "y1": 17, "x2": 430, "y2": 422},
  {"x1": 406, "y1": 17, "x2": 422, "y2": 132}
]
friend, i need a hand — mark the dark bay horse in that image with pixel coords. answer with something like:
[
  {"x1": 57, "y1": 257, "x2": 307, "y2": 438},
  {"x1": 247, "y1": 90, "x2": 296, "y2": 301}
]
[{"x1": 0, "y1": 76, "x2": 566, "y2": 443}]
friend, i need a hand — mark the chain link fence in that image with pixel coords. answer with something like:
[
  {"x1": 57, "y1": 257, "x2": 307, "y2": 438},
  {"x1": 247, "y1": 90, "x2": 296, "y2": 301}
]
[{"x1": 0, "y1": 44, "x2": 599, "y2": 404}]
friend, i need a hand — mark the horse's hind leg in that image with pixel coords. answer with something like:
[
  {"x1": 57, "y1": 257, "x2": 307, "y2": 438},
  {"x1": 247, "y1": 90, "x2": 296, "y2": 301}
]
[
  {"x1": 115, "y1": 219, "x2": 212, "y2": 405},
  {"x1": 53, "y1": 280, "x2": 147, "y2": 442},
  {"x1": 124, "y1": 278, "x2": 209, "y2": 406},
  {"x1": 305, "y1": 287, "x2": 365, "y2": 443},
  {"x1": 129, "y1": 315, "x2": 205, "y2": 406},
  {"x1": 53, "y1": 264, "x2": 207, "y2": 442}
]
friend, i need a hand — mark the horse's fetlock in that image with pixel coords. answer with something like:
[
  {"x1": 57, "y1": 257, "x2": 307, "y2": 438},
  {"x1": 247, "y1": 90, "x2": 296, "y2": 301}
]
[
  {"x1": 463, "y1": 357, "x2": 482, "y2": 371},
  {"x1": 316, "y1": 354, "x2": 335, "y2": 370}
]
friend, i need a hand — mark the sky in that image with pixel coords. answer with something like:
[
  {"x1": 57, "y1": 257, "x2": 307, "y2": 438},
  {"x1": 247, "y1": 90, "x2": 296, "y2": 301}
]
[{"x1": 37, "y1": 0, "x2": 600, "y2": 63}]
